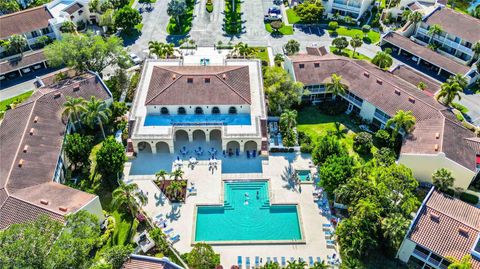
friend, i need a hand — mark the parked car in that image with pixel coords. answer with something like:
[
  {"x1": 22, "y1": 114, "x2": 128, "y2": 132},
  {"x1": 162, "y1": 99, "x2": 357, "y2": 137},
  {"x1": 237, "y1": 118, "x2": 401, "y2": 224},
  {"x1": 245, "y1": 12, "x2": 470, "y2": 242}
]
[
  {"x1": 268, "y1": 6, "x2": 281, "y2": 14},
  {"x1": 129, "y1": 53, "x2": 142, "y2": 65},
  {"x1": 273, "y1": 0, "x2": 282, "y2": 5},
  {"x1": 264, "y1": 14, "x2": 282, "y2": 22}
]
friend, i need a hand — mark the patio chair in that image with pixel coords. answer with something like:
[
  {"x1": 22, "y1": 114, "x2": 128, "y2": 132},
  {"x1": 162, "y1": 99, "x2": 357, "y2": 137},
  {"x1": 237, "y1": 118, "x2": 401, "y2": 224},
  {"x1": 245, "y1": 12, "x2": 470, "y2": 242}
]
[
  {"x1": 252, "y1": 150, "x2": 256, "y2": 157},
  {"x1": 273, "y1": 257, "x2": 278, "y2": 265},
  {"x1": 281, "y1": 257, "x2": 286, "y2": 267},
  {"x1": 247, "y1": 150, "x2": 250, "y2": 159},
  {"x1": 316, "y1": 257, "x2": 322, "y2": 263},
  {"x1": 290, "y1": 257, "x2": 294, "y2": 262},
  {"x1": 246, "y1": 257, "x2": 251, "y2": 269},
  {"x1": 266, "y1": 257, "x2": 271, "y2": 264},
  {"x1": 237, "y1": 256, "x2": 242, "y2": 268},
  {"x1": 255, "y1": 256, "x2": 260, "y2": 267},
  {"x1": 168, "y1": 234, "x2": 180, "y2": 244},
  {"x1": 308, "y1": 257, "x2": 314, "y2": 267}
]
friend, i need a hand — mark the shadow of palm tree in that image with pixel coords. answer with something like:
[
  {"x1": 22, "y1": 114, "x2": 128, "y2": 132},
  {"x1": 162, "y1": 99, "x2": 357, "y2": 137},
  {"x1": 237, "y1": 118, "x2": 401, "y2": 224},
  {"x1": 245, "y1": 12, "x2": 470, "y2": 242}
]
[
  {"x1": 166, "y1": 204, "x2": 182, "y2": 221},
  {"x1": 154, "y1": 192, "x2": 166, "y2": 206}
]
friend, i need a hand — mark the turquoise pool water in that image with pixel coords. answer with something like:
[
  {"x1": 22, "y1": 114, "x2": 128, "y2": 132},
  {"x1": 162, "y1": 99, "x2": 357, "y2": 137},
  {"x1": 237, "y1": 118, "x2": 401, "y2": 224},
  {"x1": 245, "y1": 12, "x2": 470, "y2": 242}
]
[
  {"x1": 195, "y1": 181, "x2": 302, "y2": 242},
  {"x1": 144, "y1": 114, "x2": 251, "y2": 126},
  {"x1": 297, "y1": 170, "x2": 311, "y2": 182}
]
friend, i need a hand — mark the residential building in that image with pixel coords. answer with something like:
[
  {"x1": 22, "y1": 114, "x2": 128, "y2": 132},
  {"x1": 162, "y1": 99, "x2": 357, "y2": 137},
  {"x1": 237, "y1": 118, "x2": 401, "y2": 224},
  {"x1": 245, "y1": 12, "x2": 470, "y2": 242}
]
[
  {"x1": 122, "y1": 254, "x2": 184, "y2": 269},
  {"x1": 285, "y1": 48, "x2": 479, "y2": 189},
  {"x1": 323, "y1": 0, "x2": 375, "y2": 20},
  {"x1": 129, "y1": 50, "x2": 268, "y2": 156},
  {"x1": 0, "y1": 71, "x2": 112, "y2": 229},
  {"x1": 381, "y1": 6, "x2": 480, "y2": 83},
  {"x1": 397, "y1": 188, "x2": 480, "y2": 269}
]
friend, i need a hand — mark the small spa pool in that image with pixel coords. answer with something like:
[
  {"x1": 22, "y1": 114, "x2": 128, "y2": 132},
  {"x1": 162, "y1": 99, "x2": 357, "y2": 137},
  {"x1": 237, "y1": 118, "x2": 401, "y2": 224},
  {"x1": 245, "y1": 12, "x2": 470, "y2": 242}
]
[
  {"x1": 297, "y1": 170, "x2": 312, "y2": 182},
  {"x1": 194, "y1": 181, "x2": 302, "y2": 243}
]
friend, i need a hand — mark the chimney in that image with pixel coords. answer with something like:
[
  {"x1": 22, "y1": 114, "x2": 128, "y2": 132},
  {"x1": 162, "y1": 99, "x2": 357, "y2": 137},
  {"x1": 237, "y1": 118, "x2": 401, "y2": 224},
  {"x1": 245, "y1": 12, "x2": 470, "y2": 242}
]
[
  {"x1": 434, "y1": 144, "x2": 439, "y2": 151},
  {"x1": 29, "y1": 128, "x2": 35, "y2": 135},
  {"x1": 376, "y1": 79, "x2": 383, "y2": 85},
  {"x1": 33, "y1": 116, "x2": 39, "y2": 123},
  {"x1": 222, "y1": 74, "x2": 227, "y2": 79},
  {"x1": 409, "y1": 97, "x2": 415, "y2": 103},
  {"x1": 172, "y1": 74, "x2": 176, "y2": 80},
  {"x1": 430, "y1": 212, "x2": 440, "y2": 221},
  {"x1": 18, "y1": 159, "x2": 24, "y2": 167},
  {"x1": 435, "y1": 132, "x2": 440, "y2": 139},
  {"x1": 59, "y1": 206, "x2": 68, "y2": 212},
  {"x1": 73, "y1": 86, "x2": 80, "y2": 92},
  {"x1": 23, "y1": 145, "x2": 28, "y2": 153},
  {"x1": 394, "y1": 89, "x2": 401, "y2": 95},
  {"x1": 459, "y1": 226, "x2": 469, "y2": 236},
  {"x1": 53, "y1": 92, "x2": 61, "y2": 98},
  {"x1": 40, "y1": 199, "x2": 49, "y2": 205},
  {"x1": 363, "y1": 72, "x2": 369, "y2": 78}
]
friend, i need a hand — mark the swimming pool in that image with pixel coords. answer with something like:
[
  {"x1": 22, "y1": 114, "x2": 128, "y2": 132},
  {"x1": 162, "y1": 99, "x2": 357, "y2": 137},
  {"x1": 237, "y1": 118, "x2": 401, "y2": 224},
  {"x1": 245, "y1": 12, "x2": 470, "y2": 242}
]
[
  {"x1": 144, "y1": 114, "x2": 251, "y2": 126},
  {"x1": 297, "y1": 170, "x2": 311, "y2": 182},
  {"x1": 194, "y1": 181, "x2": 303, "y2": 243}
]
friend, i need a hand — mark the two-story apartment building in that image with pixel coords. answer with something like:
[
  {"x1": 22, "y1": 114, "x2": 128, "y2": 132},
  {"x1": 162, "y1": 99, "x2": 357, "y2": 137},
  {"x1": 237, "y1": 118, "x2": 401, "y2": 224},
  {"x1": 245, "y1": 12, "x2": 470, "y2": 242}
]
[
  {"x1": 0, "y1": 71, "x2": 112, "y2": 229},
  {"x1": 285, "y1": 48, "x2": 480, "y2": 190},
  {"x1": 323, "y1": 0, "x2": 375, "y2": 20},
  {"x1": 397, "y1": 188, "x2": 480, "y2": 269}
]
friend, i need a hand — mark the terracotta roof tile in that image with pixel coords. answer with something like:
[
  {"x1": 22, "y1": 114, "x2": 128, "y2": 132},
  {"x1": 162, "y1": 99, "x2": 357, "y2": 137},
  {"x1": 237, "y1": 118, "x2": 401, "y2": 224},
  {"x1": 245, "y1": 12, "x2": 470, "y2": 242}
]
[
  {"x1": 391, "y1": 65, "x2": 440, "y2": 95},
  {"x1": 122, "y1": 255, "x2": 181, "y2": 269},
  {"x1": 145, "y1": 66, "x2": 251, "y2": 105},
  {"x1": 64, "y1": 3, "x2": 83, "y2": 14},
  {"x1": 0, "y1": 6, "x2": 53, "y2": 39},
  {"x1": 0, "y1": 50, "x2": 46, "y2": 74},
  {"x1": 424, "y1": 7, "x2": 480, "y2": 43}
]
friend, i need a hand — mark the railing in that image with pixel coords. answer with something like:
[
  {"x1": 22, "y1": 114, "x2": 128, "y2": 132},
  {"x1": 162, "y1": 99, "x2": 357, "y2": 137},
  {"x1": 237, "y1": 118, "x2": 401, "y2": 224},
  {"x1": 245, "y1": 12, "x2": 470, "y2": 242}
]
[
  {"x1": 416, "y1": 28, "x2": 473, "y2": 56},
  {"x1": 332, "y1": 2, "x2": 361, "y2": 11},
  {"x1": 344, "y1": 95, "x2": 363, "y2": 107},
  {"x1": 374, "y1": 112, "x2": 389, "y2": 123},
  {"x1": 427, "y1": 256, "x2": 441, "y2": 267},
  {"x1": 222, "y1": 116, "x2": 262, "y2": 138},
  {"x1": 172, "y1": 121, "x2": 224, "y2": 126},
  {"x1": 412, "y1": 249, "x2": 429, "y2": 260}
]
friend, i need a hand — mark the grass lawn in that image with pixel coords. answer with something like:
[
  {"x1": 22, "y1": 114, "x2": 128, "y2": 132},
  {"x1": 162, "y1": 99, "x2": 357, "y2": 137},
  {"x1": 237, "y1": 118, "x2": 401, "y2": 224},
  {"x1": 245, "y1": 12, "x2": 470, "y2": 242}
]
[
  {"x1": 253, "y1": 47, "x2": 270, "y2": 64},
  {"x1": 286, "y1": 8, "x2": 301, "y2": 24},
  {"x1": 265, "y1": 23, "x2": 294, "y2": 35},
  {"x1": 329, "y1": 27, "x2": 380, "y2": 44},
  {"x1": 135, "y1": 23, "x2": 143, "y2": 31},
  {"x1": 0, "y1": 90, "x2": 34, "y2": 112},
  {"x1": 297, "y1": 106, "x2": 376, "y2": 159},
  {"x1": 330, "y1": 46, "x2": 371, "y2": 60},
  {"x1": 166, "y1": 0, "x2": 194, "y2": 34},
  {"x1": 224, "y1": 0, "x2": 242, "y2": 34}
]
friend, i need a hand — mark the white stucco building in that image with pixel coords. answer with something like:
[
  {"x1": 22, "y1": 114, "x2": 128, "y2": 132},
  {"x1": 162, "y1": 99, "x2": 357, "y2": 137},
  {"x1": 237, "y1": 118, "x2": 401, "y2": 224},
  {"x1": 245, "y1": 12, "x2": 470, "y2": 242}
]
[{"x1": 323, "y1": 0, "x2": 375, "y2": 21}]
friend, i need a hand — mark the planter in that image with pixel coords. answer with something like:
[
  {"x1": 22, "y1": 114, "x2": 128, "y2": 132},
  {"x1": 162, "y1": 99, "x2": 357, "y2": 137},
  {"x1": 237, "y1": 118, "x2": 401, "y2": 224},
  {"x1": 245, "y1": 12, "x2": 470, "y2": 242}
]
[{"x1": 154, "y1": 179, "x2": 188, "y2": 202}]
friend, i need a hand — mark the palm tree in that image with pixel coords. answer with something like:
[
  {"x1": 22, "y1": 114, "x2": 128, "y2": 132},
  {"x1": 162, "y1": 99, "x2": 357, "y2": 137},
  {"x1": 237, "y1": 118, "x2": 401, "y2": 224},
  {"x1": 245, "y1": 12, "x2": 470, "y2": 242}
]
[
  {"x1": 279, "y1": 110, "x2": 298, "y2": 147},
  {"x1": 8, "y1": 34, "x2": 27, "y2": 56},
  {"x1": 233, "y1": 42, "x2": 256, "y2": 58},
  {"x1": 62, "y1": 96, "x2": 86, "y2": 131},
  {"x1": 427, "y1": 24, "x2": 442, "y2": 44},
  {"x1": 386, "y1": 110, "x2": 417, "y2": 139},
  {"x1": 349, "y1": 35, "x2": 363, "y2": 56},
  {"x1": 471, "y1": 41, "x2": 480, "y2": 63},
  {"x1": 167, "y1": 0, "x2": 187, "y2": 31},
  {"x1": 326, "y1": 73, "x2": 347, "y2": 99},
  {"x1": 166, "y1": 180, "x2": 186, "y2": 201},
  {"x1": 285, "y1": 260, "x2": 305, "y2": 269},
  {"x1": 261, "y1": 261, "x2": 281, "y2": 269},
  {"x1": 437, "y1": 81, "x2": 462, "y2": 106},
  {"x1": 170, "y1": 168, "x2": 184, "y2": 180},
  {"x1": 112, "y1": 183, "x2": 148, "y2": 220},
  {"x1": 447, "y1": 74, "x2": 468, "y2": 89},
  {"x1": 148, "y1": 41, "x2": 175, "y2": 59},
  {"x1": 60, "y1": 21, "x2": 77, "y2": 34},
  {"x1": 447, "y1": 254, "x2": 472, "y2": 269},
  {"x1": 310, "y1": 261, "x2": 328, "y2": 269},
  {"x1": 381, "y1": 213, "x2": 410, "y2": 250},
  {"x1": 81, "y1": 96, "x2": 111, "y2": 139},
  {"x1": 401, "y1": 9, "x2": 411, "y2": 21},
  {"x1": 354, "y1": 198, "x2": 381, "y2": 221},
  {"x1": 372, "y1": 51, "x2": 393, "y2": 69},
  {"x1": 432, "y1": 168, "x2": 455, "y2": 192},
  {"x1": 408, "y1": 11, "x2": 422, "y2": 32},
  {"x1": 155, "y1": 169, "x2": 169, "y2": 188}
]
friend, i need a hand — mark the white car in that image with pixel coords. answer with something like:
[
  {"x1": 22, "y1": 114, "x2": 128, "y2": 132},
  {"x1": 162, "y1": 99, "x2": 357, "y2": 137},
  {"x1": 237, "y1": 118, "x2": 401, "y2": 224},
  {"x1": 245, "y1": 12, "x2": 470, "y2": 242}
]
[
  {"x1": 264, "y1": 14, "x2": 282, "y2": 22},
  {"x1": 129, "y1": 53, "x2": 142, "y2": 65}
]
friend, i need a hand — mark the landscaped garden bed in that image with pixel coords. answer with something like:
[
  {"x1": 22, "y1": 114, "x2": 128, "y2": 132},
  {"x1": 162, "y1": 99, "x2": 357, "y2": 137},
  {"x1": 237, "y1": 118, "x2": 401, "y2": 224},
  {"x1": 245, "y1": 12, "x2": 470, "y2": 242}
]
[
  {"x1": 167, "y1": 0, "x2": 195, "y2": 34},
  {"x1": 224, "y1": 0, "x2": 242, "y2": 34},
  {"x1": 329, "y1": 46, "x2": 371, "y2": 60},
  {"x1": 154, "y1": 179, "x2": 188, "y2": 202}
]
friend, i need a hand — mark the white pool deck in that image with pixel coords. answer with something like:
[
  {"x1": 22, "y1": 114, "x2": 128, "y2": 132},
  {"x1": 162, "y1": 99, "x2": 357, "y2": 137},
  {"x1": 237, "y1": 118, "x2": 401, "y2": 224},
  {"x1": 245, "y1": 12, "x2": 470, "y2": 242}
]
[{"x1": 124, "y1": 152, "x2": 337, "y2": 267}]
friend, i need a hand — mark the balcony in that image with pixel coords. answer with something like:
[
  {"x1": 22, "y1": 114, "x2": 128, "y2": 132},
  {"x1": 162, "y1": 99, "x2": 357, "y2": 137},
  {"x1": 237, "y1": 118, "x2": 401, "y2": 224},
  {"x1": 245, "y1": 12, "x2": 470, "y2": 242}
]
[
  {"x1": 416, "y1": 28, "x2": 473, "y2": 56},
  {"x1": 344, "y1": 95, "x2": 363, "y2": 107},
  {"x1": 332, "y1": 2, "x2": 361, "y2": 11},
  {"x1": 374, "y1": 112, "x2": 389, "y2": 123},
  {"x1": 412, "y1": 248, "x2": 429, "y2": 260}
]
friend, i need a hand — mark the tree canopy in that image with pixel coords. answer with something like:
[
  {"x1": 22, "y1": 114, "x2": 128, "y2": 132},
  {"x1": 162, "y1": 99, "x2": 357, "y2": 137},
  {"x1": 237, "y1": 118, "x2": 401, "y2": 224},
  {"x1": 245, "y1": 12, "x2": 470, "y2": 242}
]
[
  {"x1": 96, "y1": 136, "x2": 127, "y2": 182},
  {"x1": 114, "y1": 6, "x2": 142, "y2": 34},
  {"x1": 184, "y1": 243, "x2": 220, "y2": 269},
  {"x1": 64, "y1": 133, "x2": 94, "y2": 170},
  {"x1": 294, "y1": 0, "x2": 324, "y2": 23},
  {"x1": 263, "y1": 66, "x2": 305, "y2": 115}
]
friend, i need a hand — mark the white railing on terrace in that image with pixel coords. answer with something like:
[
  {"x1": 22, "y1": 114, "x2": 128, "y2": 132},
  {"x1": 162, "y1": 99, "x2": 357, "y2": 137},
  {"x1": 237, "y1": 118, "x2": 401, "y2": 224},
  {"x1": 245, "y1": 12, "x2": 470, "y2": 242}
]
[{"x1": 416, "y1": 28, "x2": 473, "y2": 56}]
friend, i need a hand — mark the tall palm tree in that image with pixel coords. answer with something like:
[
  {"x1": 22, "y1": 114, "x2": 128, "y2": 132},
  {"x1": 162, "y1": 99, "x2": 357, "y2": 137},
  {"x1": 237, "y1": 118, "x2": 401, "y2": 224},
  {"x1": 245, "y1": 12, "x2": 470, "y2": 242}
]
[
  {"x1": 62, "y1": 96, "x2": 86, "y2": 131},
  {"x1": 386, "y1": 110, "x2": 417, "y2": 139},
  {"x1": 437, "y1": 81, "x2": 462, "y2": 106},
  {"x1": 155, "y1": 169, "x2": 169, "y2": 188},
  {"x1": 372, "y1": 51, "x2": 393, "y2": 69},
  {"x1": 81, "y1": 96, "x2": 111, "y2": 139},
  {"x1": 446, "y1": 254, "x2": 472, "y2": 269},
  {"x1": 381, "y1": 213, "x2": 410, "y2": 250},
  {"x1": 8, "y1": 34, "x2": 28, "y2": 56},
  {"x1": 310, "y1": 261, "x2": 328, "y2": 269},
  {"x1": 279, "y1": 110, "x2": 298, "y2": 147},
  {"x1": 427, "y1": 24, "x2": 443, "y2": 44},
  {"x1": 326, "y1": 73, "x2": 347, "y2": 99},
  {"x1": 447, "y1": 74, "x2": 468, "y2": 89},
  {"x1": 233, "y1": 42, "x2": 256, "y2": 58},
  {"x1": 471, "y1": 41, "x2": 480, "y2": 63},
  {"x1": 170, "y1": 168, "x2": 184, "y2": 180},
  {"x1": 349, "y1": 35, "x2": 363, "y2": 56},
  {"x1": 112, "y1": 183, "x2": 148, "y2": 220},
  {"x1": 408, "y1": 11, "x2": 422, "y2": 32}
]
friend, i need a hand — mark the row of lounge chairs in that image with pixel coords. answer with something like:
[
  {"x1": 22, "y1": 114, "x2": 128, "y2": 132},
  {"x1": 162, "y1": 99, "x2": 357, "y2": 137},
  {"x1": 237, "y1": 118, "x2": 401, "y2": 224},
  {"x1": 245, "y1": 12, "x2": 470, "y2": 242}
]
[
  {"x1": 237, "y1": 256, "x2": 324, "y2": 268},
  {"x1": 153, "y1": 213, "x2": 180, "y2": 244}
]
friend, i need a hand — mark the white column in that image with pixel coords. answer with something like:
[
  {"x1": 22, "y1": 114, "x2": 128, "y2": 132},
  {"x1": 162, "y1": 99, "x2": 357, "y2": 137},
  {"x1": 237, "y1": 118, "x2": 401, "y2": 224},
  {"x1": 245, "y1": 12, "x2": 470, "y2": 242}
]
[{"x1": 151, "y1": 142, "x2": 157, "y2": 154}]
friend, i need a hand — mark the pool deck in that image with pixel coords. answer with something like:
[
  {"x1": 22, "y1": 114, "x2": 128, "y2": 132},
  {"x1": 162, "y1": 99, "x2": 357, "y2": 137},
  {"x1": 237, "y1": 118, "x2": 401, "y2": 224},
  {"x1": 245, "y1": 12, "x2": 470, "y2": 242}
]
[{"x1": 124, "y1": 152, "x2": 337, "y2": 266}]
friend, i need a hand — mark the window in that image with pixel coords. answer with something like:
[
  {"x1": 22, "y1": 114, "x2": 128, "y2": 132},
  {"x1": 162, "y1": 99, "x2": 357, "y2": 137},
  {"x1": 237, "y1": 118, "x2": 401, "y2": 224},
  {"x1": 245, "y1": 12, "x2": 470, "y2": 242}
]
[
  {"x1": 41, "y1": 27, "x2": 51, "y2": 35},
  {"x1": 178, "y1": 107, "x2": 186, "y2": 114},
  {"x1": 187, "y1": 78, "x2": 193, "y2": 83},
  {"x1": 314, "y1": 63, "x2": 320, "y2": 68},
  {"x1": 160, "y1": 107, "x2": 169, "y2": 115},
  {"x1": 299, "y1": 64, "x2": 305, "y2": 69},
  {"x1": 205, "y1": 78, "x2": 210, "y2": 83},
  {"x1": 228, "y1": 106, "x2": 237, "y2": 114},
  {"x1": 195, "y1": 107, "x2": 203, "y2": 114},
  {"x1": 31, "y1": 31, "x2": 39, "y2": 38},
  {"x1": 212, "y1": 107, "x2": 220, "y2": 114}
]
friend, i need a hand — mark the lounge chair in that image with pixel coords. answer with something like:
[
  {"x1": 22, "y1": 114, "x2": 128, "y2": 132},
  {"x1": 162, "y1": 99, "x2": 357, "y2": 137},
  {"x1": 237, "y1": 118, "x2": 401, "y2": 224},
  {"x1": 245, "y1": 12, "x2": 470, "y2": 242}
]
[
  {"x1": 255, "y1": 256, "x2": 260, "y2": 267},
  {"x1": 281, "y1": 257, "x2": 286, "y2": 267},
  {"x1": 316, "y1": 257, "x2": 322, "y2": 263},
  {"x1": 162, "y1": 227, "x2": 174, "y2": 236},
  {"x1": 290, "y1": 257, "x2": 294, "y2": 262},
  {"x1": 326, "y1": 239, "x2": 336, "y2": 244},
  {"x1": 308, "y1": 257, "x2": 314, "y2": 267},
  {"x1": 266, "y1": 257, "x2": 271, "y2": 264},
  {"x1": 168, "y1": 234, "x2": 180, "y2": 244},
  {"x1": 247, "y1": 150, "x2": 250, "y2": 159},
  {"x1": 252, "y1": 150, "x2": 256, "y2": 157},
  {"x1": 246, "y1": 257, "x2": 251, "y2": 269},
  {"x1": 322, "y1": 223, "x2": 332, "y2": 228},
  {"x1": 273, "y1": 257, "x2": 278, "y2": 265},
  {"x1": 238, "y1": 256, "x2": 242, "y2": 268}
]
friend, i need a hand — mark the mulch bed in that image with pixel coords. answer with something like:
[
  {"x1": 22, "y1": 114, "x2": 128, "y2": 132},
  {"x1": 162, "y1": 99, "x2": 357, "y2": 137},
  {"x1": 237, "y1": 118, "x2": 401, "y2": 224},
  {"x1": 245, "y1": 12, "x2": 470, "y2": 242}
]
[{"x1": 154, "y1": 179, "x2": 187, "y2": 202}]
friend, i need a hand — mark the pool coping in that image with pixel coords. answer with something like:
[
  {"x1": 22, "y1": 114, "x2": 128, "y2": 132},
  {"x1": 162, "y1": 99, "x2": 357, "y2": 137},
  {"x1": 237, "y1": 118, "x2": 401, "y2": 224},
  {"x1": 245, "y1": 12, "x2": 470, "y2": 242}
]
[{"x1": 191, "y1": 178, "x2": 306, "y2": 246}]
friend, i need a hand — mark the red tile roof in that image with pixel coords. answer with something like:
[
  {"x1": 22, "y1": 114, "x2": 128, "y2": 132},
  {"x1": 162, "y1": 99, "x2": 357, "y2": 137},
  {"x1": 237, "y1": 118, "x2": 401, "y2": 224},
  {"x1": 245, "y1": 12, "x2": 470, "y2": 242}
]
[
  {"x1": 122, "y1": 255, "x2": 181, "y2": 269},
  {"x1": 409, "y1": 191, "x2": 480, "y2": 268},
  {"x1": 0, "y1": 72, "x2": 111, "y2": 229},
  {"x1": 145, "y1": 66, "x2": 251, "y2": 105},
  {"x1": 0, "y1": 50, "x2": 46, "y2": 74},
  {"x1": 64, "y1": 3, "x2": 83, "y2": 14},
  {"x1": 424, "y1": 7, "x2": 480, "y2": 43},
  {"x1": 0, "y1": 6, "x2": 53, "y2": 40}
]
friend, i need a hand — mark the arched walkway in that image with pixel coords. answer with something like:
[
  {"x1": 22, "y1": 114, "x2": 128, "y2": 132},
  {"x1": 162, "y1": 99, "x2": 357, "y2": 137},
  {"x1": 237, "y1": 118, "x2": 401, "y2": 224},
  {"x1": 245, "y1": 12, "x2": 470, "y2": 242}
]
[
  {"x1": 155, "y1": 141, "x2": 170, "y2": 153},
  {"x1": 226, "y1": 141, "x2": 240, "y2": 154},
  {"x1": 209, "y1": 129, "x2": 221, "y2": 141},
  {"x1": 193, "y1": 130, "x2": 206, "y2": 141},
  {"x1": 160, "y1": 107, "x2": 169, "y2": 115},
  {"x1": 244, "y1": 140, "x2": 258, "y2": 152},
  {"x1": 175, "y1": 130, "x2": 189, "y2": 142},
  {"x1": 137, "y1": 141, "x2": 152, "y2": 153}
]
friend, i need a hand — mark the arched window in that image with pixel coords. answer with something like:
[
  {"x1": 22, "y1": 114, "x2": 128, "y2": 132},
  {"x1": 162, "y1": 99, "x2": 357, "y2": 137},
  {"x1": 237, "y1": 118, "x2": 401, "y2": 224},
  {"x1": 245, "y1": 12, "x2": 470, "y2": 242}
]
[
  {"x1": 160, "y1": 107, "x2": 169, "y2": 115},
  {"x1": 228, "y1": 106, "x2": 237, "y2": 114},
  {"x1": 212, "y1": 107, "x2": 220, "y2": 114},
  {"x1": 195, "y1": 107, "x2": 204, "y2": 115},
  {"x1": 178, "y1": 107, "x2": 186, "y2": 115}
]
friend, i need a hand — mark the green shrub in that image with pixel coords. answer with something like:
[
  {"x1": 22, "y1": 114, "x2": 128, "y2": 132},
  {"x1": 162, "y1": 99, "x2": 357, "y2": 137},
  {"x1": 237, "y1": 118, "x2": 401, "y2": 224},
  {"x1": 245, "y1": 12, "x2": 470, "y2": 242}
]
[
  {"x1": 353, "y1": 132, "x2": 373, "y2": 154},
  {"x1": 328, "y1": 21, "x2": 339, "y2": 31},
  {"x1": 318, "y1": 99, "x2": 348, "y2": 115},
  {"x1": 452, "y1": 102, "x2": 469, "y2": 114},
  {"x1": 460, "y1": 192, "x2": 479, "y2": 205},
  {"x1": 374, "y1": 129, "x2": 390, "y2": 148}
]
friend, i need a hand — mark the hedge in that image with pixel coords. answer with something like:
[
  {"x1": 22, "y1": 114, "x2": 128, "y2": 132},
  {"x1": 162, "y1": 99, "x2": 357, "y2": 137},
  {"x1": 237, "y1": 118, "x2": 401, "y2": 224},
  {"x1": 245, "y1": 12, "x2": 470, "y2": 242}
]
[{"x1": 460, "y1": 192, "x2": 479, "y2": 205}]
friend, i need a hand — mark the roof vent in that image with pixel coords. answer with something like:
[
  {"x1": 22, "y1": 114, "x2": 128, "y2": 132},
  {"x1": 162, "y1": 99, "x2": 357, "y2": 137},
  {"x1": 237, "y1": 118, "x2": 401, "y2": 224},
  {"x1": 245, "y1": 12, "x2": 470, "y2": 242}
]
[
  {"x1": 394, "y1": 89, "x2": 401, "y2": 95},
  {"x1": 222, "y1": 74, "x2": 227, "y2": 79},
  {"x1": 459, "y1": 226, "x2": 469, "y2": 236},
  {"x1": 23, "y1": 145, "x2": 28, "y2": 153},
  {"x1": 53, "y1": 92, "x2": 61, "y2": 98},
  {"x1": 314, "y1": 63, "x2": 320, "y2": 68},
  {"x1": 172, "y1": 74, "x2": 176, "y2": 80},
  {"x1": 299, "y1": 64, "x2": 305, "y2": 69},
  {"x1": 40, "y1": 199, "x2": 49, "y2": 205},
  {"x1": 205, "y1": 78, "x2": 210, "y2": 83},
  {"x1": 434, "y1": 144, "x2": 439, "y2": 151},
  {"x1": 73, "y1": 86, "x2": 80, "y2": 92},
  {"x1": 363, "y1": 72, "x2": 369, "y2": 78},
  {"x1": 59, "y1": 206, "x2": 68, "y2": 212},
  {"x1": 409, "y1": 97, "x2": 415, "y2": 103},
  {"x1": 29, "y1": 128, "x2": 35, "y2": 135},
  {"x1": 18, "y1": 159, "x2": 24, "y2": 167},
  {"x1": 435, "y1": 132, "x2": 440, "y2": 139},
  {"x1": 430, "y1": 212, "x2": 440, "y2": 221},
  {"x1": 376, "y1": 79, "x2": 383, "y2": 85},
  {"x1": 33, "y1": 116, "x2": 39, "y2": 123},
  {"x1": 187, "y1": 78, "x2": 193, "y2": 83}
]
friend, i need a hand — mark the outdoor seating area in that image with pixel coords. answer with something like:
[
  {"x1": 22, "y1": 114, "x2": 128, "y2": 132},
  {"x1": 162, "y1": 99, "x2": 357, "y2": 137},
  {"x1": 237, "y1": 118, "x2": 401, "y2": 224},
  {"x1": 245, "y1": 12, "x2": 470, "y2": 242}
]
[
  {"x1": 236, "y1": 253, "x2": 340, "y2": 268},
  {"x1": 153, "y1": 213, "x2": 181, "y2": 244}
]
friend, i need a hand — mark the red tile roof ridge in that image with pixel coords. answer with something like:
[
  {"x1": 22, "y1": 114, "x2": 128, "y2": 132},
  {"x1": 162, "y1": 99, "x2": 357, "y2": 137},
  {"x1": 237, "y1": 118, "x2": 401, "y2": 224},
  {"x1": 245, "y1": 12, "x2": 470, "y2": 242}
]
[
  {"x1": 426, "y1": 191, "x2": 480, "y2": 230},
  {"x1": 214, "y1": 73, "x2": 251, "y2": 104},
  {"x1": 4, "y1": 188, "x2": 70, "y2": 217},
  {"x1": 144, "y1": 73, "x2": 186, "y2": 104}
]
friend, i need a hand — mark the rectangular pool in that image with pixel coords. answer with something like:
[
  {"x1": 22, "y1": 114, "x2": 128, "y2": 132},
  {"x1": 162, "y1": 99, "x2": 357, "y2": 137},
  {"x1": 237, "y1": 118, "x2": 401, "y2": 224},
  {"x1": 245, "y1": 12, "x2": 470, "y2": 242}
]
[
  {"x1": 144, "y1": 114, "x2": 251, "y2": 126},
  {"x1": 194, "y1": 181, "x2": 302, "y2": 243}
]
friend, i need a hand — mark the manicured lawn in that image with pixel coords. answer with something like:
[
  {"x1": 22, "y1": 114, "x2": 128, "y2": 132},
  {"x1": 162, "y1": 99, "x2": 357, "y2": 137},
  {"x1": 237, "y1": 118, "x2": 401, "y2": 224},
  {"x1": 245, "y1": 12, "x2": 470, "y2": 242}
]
[
  {"x1": 0, "y1": 90, "x2": 33, "y2": 112},
  {"x1": 329, "y1": 46, "x2": 371, "y2": 60},
  {"x1": 253, "y1": 47, "x2": 270, "y2": 64},
  {"x1": 224, "y1": 0, "x2": 242, "y2": 34},
  {"x1": 166, "y1": 0, "x2": 195, "y2": 34},
  {"x1": 329, "y1": 27, "x2": 380, "y2": 44},
  {"x1": 265, "y1": 23, "x2": 294, "y2": 35},
  {"x1": 286, "y1": 8, "x2": 301, "y2": 24}
]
